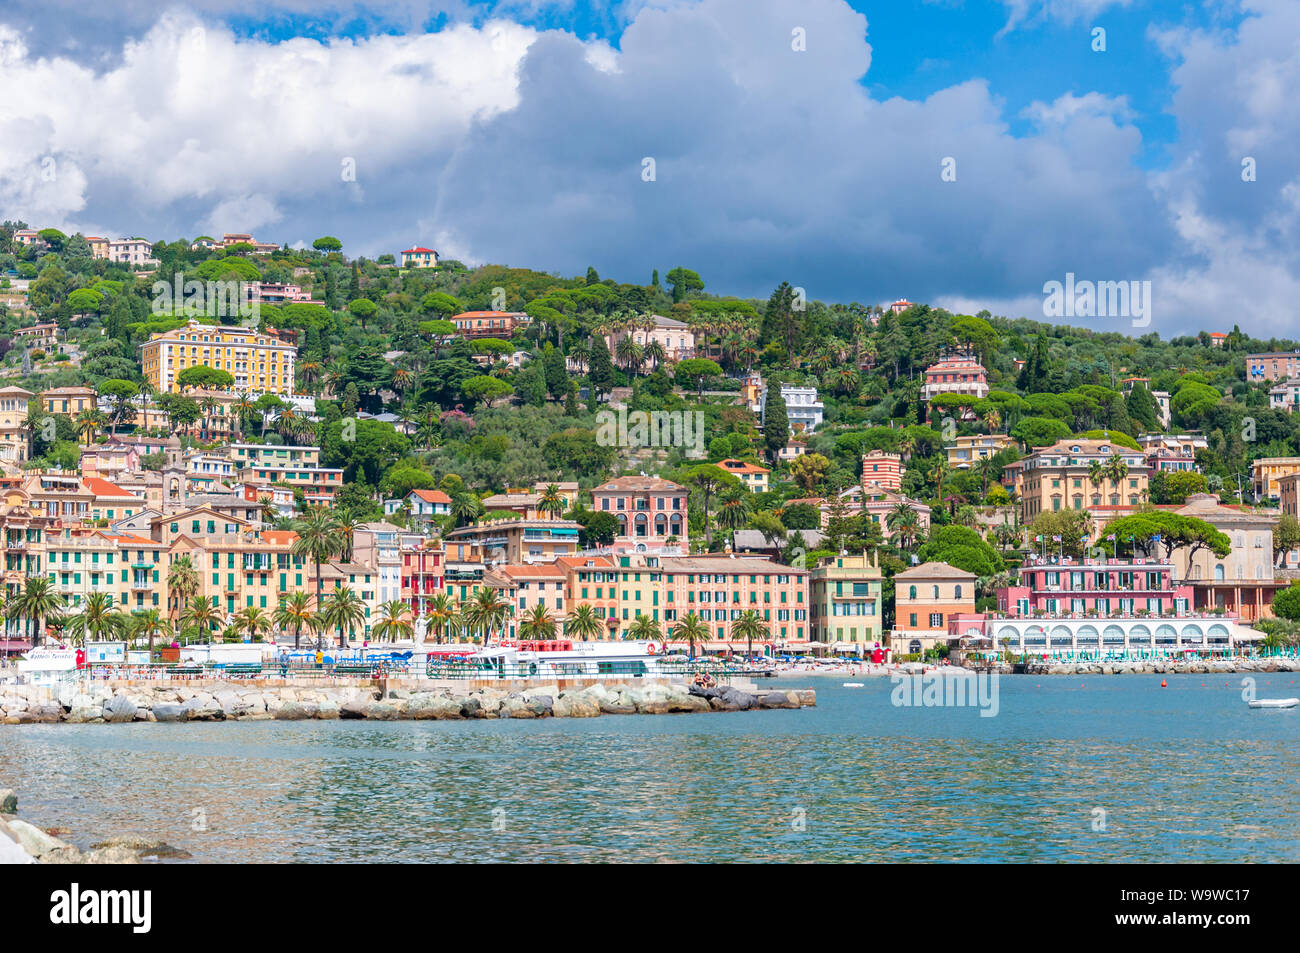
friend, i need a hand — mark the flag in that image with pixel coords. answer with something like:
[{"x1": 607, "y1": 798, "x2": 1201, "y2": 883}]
[
  {"x1": 1052, "y1": 535, "x2": 1062, "y2": 542},
  {"x1": 1035, "y1": 535, "x2": 1043, "y2": 542},
  {"x1": 1106, "y1": 534, "x2": 1116, "y2": 540},
  {"x1": 1152, "y1": 533, "x2": 1162, "y2": 541}
]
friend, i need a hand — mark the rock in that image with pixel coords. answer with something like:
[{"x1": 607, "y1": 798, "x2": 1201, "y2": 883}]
[
  {"x1": 5, "y1": 818, "x2": 70, "y2": 858},
  {"x1": 796, "y1": 690, "x2": 816, "y2": 707},
  {"x1": 525, "y1": 694, "x2": 553, "y2": 717},
  {"x1": 366, "y1": 702, "x2": 399, "y2": 720},
  {"x1": 0, "y1": 789, "x2": 15, "y2": 813},
  {"x1": 316, "y1": 700, "x2": 340, "y2": 720},
  {"x1": 409, "y1": 695, "x2": 463, "y2": 720},
  {"x1": 339, "y1": 696, "x2": 373, "y2": 719},
  {"x1": 274, "y1": 702, "x2": 311, "y2": 720},
  {"x1": 65, "y1": 707, "x2": 105, "y2": 724},
  {"x1": 758, "y1": 691, "x2": 800, "y2": 709},
  {"x1": 81, "y1": 846, "x2": 142, "y2": 864},
  {"x1": 103, "y1": 692, "x2": 138, "y2": 723},
  {"x1": 553, "y1": 693, "x2": 601, "y2": 718},
  {"x1": 152, "y1": 703, "x2": 186, "y2": 723},
  {"x1": 181, "y1": 695, "x2": 223, "y2": 721},
  {"x1": 716, "y1": 688, "x2": 755, "y2": 710},
  {"x1": 459, "y1": 696, "x2": 483, "y2": 718},
  {"x1": 89, "y1": 836, "x2": 192, "y2": 859},
  {"x1": 500, "y1": 695, "x2": 535, "y2": 719}
]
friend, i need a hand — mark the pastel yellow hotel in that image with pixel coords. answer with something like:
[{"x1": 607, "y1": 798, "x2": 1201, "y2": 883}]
[{"x1": 139, "y1": 321, "x2": 297, "y2": 395}]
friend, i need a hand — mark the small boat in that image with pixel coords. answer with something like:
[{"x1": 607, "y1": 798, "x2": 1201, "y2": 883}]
[
  {"x1": 1248, "y1": 698, "x2": 1299, "y2": 709},
  {"x1": 843, "y1": 682, "x2": 864, "y2": 688}
]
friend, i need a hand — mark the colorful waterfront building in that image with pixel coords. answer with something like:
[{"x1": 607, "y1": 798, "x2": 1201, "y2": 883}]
[
  {"x1": 809, "y1": 552, "x2": 882, "y2": 650},
  {"x1": 592, "y1": 476, "x2": 688, "y2": 549},
  {"x1": 891, "y1": 561, "x2": 977, "y2": 655}
]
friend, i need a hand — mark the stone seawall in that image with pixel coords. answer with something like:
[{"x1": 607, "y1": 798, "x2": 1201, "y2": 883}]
[
  {"x1": 1020, "y1": 657, "x2": 1300, "y2": 676},
  {"x1": 0, "y1": 677, "x2": 816, "y2": 723}
]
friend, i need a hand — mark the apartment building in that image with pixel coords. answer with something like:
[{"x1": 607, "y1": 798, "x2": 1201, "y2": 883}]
[
  {"x1": 809, "y1": 552, "x2": 883, "y2": 649},
  {"x1": 1251, "y1": 456, "x2": 1300, "y2": 500},
  {"x1": 450, "y1": 310, "x2": 529, "y2": 338},
  {"x1": 140, "y1": 320, "x2": 297, "y2": 395},
  {"x1": 1247, "y1": 351, "x2": 1300, "y2": 383},
  {"x1": 946, "y1": 434, "x2": 1015, "y2": 468},
  {"x1": 591, "y1": 475, "x2": 688, "y2": 547},
  {"x1": 892, "y1": 561, "x2": 977, "y2": 654},
  {"x1": 0, "y1": 386, "x2": 32, "y2": 466},
  {"x1": 860, "y1": 450, "x2": 902, "y2": 490},
  {"x1": 717, "y1": 459, "x2": 770, "y2": 493},
  {"x1": 1002, "y1": 439, "x2": 1149, "y2": 523}
]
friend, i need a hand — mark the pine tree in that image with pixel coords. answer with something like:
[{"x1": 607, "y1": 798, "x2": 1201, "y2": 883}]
[
  {"x1": 588, "y1": 337, "x2": 615, "y2": 397},
  {"x1": 542, "y1": 343, "x2": 566, "y2": 398},
  {"x1": 585, "y1": 266, "x2": 599, "y2": 286},
  {"x1": 761, "y1": 282, "x2": 802, "y2": 355},
  {"x1": 1126, "y1": 383, "x2": 1161, "y2": 432}
]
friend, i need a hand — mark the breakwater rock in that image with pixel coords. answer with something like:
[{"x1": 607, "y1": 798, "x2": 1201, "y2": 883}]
[
  {"x1": 0, "y1": 787, "x2": 190, "y2": 864},
  {"x1": 0, "y1": 679, "x2": 815, "y2": 724},
  {"x1": 1021, "y1": 656, "x2": 1300, "y2": 676}
]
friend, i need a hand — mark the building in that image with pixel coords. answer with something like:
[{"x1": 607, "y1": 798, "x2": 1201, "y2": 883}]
[
  {"x1": 892, "y1": 562, "x2": 977, "y2": 655},
  {"x1": 760, "y1": 384, "x2": 824, "y2": 434},
  {"x1": 12, "y1": 229, "x2": 41, "y2": 247},
  {"x1": 834, "y1": 485, "x2": 932, "y2": 543},
  {"x1": 717, "y1": 458, "x2": 770, "y2": 493},
  {"x1": 809, "y1": 552, "x2": 882, "y2": 650},
  {"x1": 889, "y1": 299, "x2": 913, "y2": 314},
  {"x1": 106, "y1": 239, "x2": 157, "y2": 267},
  {"x1": 1171, "y1": 493, "x2": 1282, "y2": 622},
  {"x1": 450, "y1": 310, "x2": 530, "y2": 339},
  {"x1": 986, "y1": 612, "x2": 1242, "y2": 657},
  {"x1": 1248, "y1": 352, "x2": 1300, "y2": 383},
  {"x1": 946, "y1": 434, "x2": 1015, "y2": 468},
  {"x1": 238, "y1": 464, "x2": 343, "y2": 505},
  {"x1": 443, "y1": 519, "x2": 582, "y2": 565},
  {"x1": 604, "y1": 314, "x2": 696, "y2": 365},
  {"x1": 219, "y1": 233, "x2": 279, "y2": 254},
  {"x1": 384, "y1": 488, "x2": 452, "y2": 527},
  {"x1": 41, "y1": 386, "x2": 97, "y2": 417},
  {"x1": 244, "y1": 282, "x2": 316, "y2": 304},
  {"x1": 488, "y1": 563, "x2": 568, "y2": 632},
  {"x1": 226, "y1": 443, "x2": 320, "y2": 469},
  {"x1": 140, "y1": 320, "x2": 297, "y2": 395},
  {"x1": 998, "y1": 554, "x2": 1192, "y2": 617},
  {"x1": 1002, "y1": 439, "x2": 1150, "y2": 523},
  {"x1": 920, "y1": 355, "x2": 989, "y2": 406},
  {"x1": 400, "y1": 247, "x2": 438, "y2": 269},
  {"x1": 860, "y1": 450, "x2": 902, "y2": 491},
  {"x1": 1136, "y1": 433, "x2": 1206, "y2": 474},
  {"x1": 557, "y1": 555, "x2": 619, "y2": 639},
  {"x1": 13, "y1": 323, "x2": 59, "y2": 350},
  {"x1": 1251, "y1": 457, "x2": 1300, "y2": 501},
  {"x1": 591, "y1": 476, "x2": 688, "y2": 548},
  {"x1": 1269, "y1": 379, "x2": 1300, "y2": 413},
  {"x1": 0, "y1": 386, "x2": 32, "y2": 466},
  {"x1": 1208, "y1": 332, "x2": 1227, "y2": 348},
  {"x1": 400, "y1": 539, "x2": 445, "y2": 632},
  {"x1": 1280, "y1": 472, "x2": 1300, "y2": 519}
]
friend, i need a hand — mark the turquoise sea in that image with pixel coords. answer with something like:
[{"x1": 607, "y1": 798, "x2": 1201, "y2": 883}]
[{"x1": 3, "y1": 675, "x2": 1298, "y2": 862}]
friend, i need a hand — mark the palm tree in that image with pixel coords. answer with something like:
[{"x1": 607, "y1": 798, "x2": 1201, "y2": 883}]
[
  {"x1": 292, "y1": 507, "x2": 341, "y2": 632},
  {"x1": 274, "y1": 592, "x2": 315, "y2": 649},
  {"x1": 335, "y1": 512, "x2": 367, "y2": 562},
  {"x1": 671, "y1": 612, "x2": 709, "y2": 658},
  {"x1": 518, "y1": 604, "x2": 557, "y2": 641},
  {"x1": 166, "y1": 555, "x2": 200, "y2": 625},
  {"x1": 372, "y1": 600, "x2": 414, "y2": 643},
  {"x1": 424, "y1": 593, "x2": 457, "y2": 644},
  {"x1": 233, "y1": 392, "x2": 256, "y2": 439},
  {"x1": 449, "y1": 493, "x2": 482, "y2": 528},
  {"x1": 179, "y1": 595, "x2": 223, "y2": 644},
  {"x1": 537, "y1": 484, "x2": 566, "y2": 519},
  {"x1": 564, "y1": 603, "x2": 604, "y2": 641},
  {"x1": 131, "y1": 609, "x2": 169, "y2": 658},
  {"x1": 627, "y1": 613, "x2": 661, "y2": 643},
  {"x1": 886, "y1": 502, "x2": 921, "y2": 551},
  {"x1": 7, "y1": 576, "x2": 64, "y2": 646},
  {"x1": 715, "y1": 487, "x2": 752, "y2": 534},
  {"x1": 233, "y1": 605, "x2": 269, "y2": 643},
  {"x1": 462, "y1": 587, "x2": 510, "y2": 644},
  {"x1": 1105, "y1": 456, "x2": 1130, "y2": 503},
  {"x1": 731, "y1": 609, "x2": 769, "y2": 659},
  {"x1": 61, "y1": 591, "x2": 124, "y2": 647},
  {"x1": 319, "y1": 585, "x2": 366, "y2": 650},
  {"x1": 76, "y1": 408, "x2": 104, "y2": 446}
]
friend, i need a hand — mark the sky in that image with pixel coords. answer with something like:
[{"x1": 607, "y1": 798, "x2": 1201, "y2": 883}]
[{"x1": 0, "y1": 0, "x2": 1296, "y2": 337}]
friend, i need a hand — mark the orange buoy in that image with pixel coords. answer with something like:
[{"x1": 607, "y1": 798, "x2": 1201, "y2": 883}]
[{"x1": 1160, "y1": 679, "x2": 1167, "y2": 687}]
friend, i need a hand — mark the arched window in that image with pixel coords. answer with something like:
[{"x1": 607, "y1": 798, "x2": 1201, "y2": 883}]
[
  {"x1": 1214, "y1": 564, "x2": 1225, "y2": 581},
  {"x1": 955, "y1": 585, "x2": 963, "y2": 599}
]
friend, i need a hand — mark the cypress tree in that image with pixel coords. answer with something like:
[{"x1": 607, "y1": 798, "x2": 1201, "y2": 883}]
[{"x1": 763, "y1": 388, "x2": 789, "y2": 464}]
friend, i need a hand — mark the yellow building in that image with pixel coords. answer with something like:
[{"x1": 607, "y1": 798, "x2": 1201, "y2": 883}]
[
  {"x1": 1251, "y1": 457, "x2": 1300, "y2": 501},
  {"x1": 139, "y1": 320, "x2": 297, "y2": 395},
  {"x1": 1001, "y1": 439, "x2": 1150, "y2": 523},
  {"x1": 0, "y1": 385, "x2": 32, "y2": 466}
]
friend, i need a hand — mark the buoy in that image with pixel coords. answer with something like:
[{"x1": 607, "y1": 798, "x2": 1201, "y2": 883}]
[{"x1": 1160, "y1": 679, "x2": 1167, "y2": 688}]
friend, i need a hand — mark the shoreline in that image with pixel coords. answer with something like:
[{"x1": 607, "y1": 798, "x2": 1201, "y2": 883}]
[
  {"x1": 0, "y1": 677, "x2": 816, "y2": 724},
  {"x1": 773, "y1": 657, "x2": 1300, "y2": 677}
]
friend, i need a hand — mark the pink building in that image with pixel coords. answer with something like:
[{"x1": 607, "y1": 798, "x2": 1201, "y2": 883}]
[
  {"x1": 889, "y1": 299, "x2": 914, "y2": 314},
  {"x1": 592, "y1": 476, "x2": 688, "y2": 546},
  {"x1": 605, "y1": 315, "x2": 696, "y2": 365},
  {"x1": 920, "y1": 355, "x2": 989, "y2": 403},
  {"x1": 245, "y1": 282, "x2": 315, "y2": 304},
  {"x1": 997, "y1": 555, "x2": 1194, "y2": 617}
]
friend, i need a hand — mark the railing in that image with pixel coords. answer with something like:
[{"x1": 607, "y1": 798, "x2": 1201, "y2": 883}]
[{"x1": 426, "y1": 657, "x2": 766, "y2": 680}]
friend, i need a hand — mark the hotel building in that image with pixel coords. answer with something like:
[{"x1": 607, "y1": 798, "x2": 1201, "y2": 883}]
[
  {"x1": 139, "y1": 321, "x2": 297, "y2": 395},
  {"x1": 892, "y1": 561, "x2": 977, "y2": 655},
  {"x1": 592, "y1": 476, "x2": 688, "y2": 549},
  {"x1": 1001, "y1": 439, "x2": 1149, "y2": 523},
  {"x1": 809, "y1": 552, "x2": 883, "y2": 650}
]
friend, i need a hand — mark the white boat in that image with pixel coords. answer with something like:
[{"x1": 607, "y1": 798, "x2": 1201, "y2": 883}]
[
  {"x1": 1247, "y1": 697, "x2": 1299, "y2": 709},
  {"x1": 843, "y1": 682, "x2": 865, "y2": 688},
  {"x1": 437, "y1": 640, "x2": 706, "y2": 679}
]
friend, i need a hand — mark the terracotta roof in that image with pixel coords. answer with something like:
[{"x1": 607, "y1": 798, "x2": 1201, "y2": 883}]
[
  {"x1": 595, "y1": 476, "x2": 685, "y2": 491},
  {"x1": 659, "y1": 555, "x2": 808, "y2": 575},
  {"x1": 894, "y1": 561, "x2": 977, "y2": 580},
  {"x1": 82, "y1": 477, "x2": 137, "y2": 498},
  {"x1": 718, "y1": 458, "x2": 770, "y2": 475},
  {"x1": 259, "y1": 530, "x2": 299, "y2": 544},
  {"x1": 411, "y1": 489, "x2": 452, "y2": 504}
]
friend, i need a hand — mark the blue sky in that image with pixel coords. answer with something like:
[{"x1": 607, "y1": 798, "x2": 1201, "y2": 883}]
[{"x1": 0, "y1": 0, "x2": 1295, "y2": 335}]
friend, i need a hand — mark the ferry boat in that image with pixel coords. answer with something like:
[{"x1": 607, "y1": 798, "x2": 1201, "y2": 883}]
[{"x1": 431, "y1": 639, "x2": 692, "y2": 679}]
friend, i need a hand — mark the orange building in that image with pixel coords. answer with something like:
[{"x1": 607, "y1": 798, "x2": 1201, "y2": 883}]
[
  {"x1": 860, "y1": 450, "x2": 902, "y2": 491},
  {"x1": 891, "y1": 561, "x2": 977, "y2": 655}
]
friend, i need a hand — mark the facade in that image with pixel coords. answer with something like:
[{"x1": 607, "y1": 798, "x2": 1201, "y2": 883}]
[
  {"x1": 384, "y1": 488, "x2": 452, "y2": 527},
  {"x1": 1002, "y1": 439, "x2": 1149, "y2": 523},
  {"x1": 443, "y1": 519, "x2": 582, "y2": 565},
  {"x1": 0, "y1": 386, "x2": 32, "y2": 466},
  {"x1": 450, "y1": 310, "x2": 529, "y2": 338},
  {"x1": 400, "y1": 247, "x2": 438, "y2": 268},
  {"x1": 106, "y1": 239, "x2": 157, "y2": 267},
  {"x1": 892, "y1": 562, "x2": 977, "y2": 655},
  {"x1": 1268, "y1": 379, "x2": 1300, "y2": 412},
  {"x1": 1170, "y1": 494, "x2": 1281, "y2": 622},
  {"x1": 809, "y1": 552, "x2": 882, "y2": 650},
  {"x1": 1251, "y1": 457, "x2": 1300, "y2": 500},
  {"x1": 591, "y1": 476, "x2": 688, "y2": 548},
  {"x1": 717, "y1": 458, "x2": 770, "y2": 492},
  {"x1": 41, "y1": 386, "x2": 96, "y2": 417},
  {"x1": 604, "y1": 314, "x2": 696, "y2": 365},
  {"x1": 13, "y1": 323, "x2": 59, "y2": 350},
  {"x1": 760, "y1": 384, "x2": 824, "y2": 434},
  {"x1": 998, "y1": 555, "x2": 1192, "y2": 617},
  {"x1": 140, "y1": 320, "x2": 297, "y2": 395},
  {"x1": 920, "y1": 355, "x2": 989, "y2": 405},
  {"x1": 1247, "y1": 352, "x2": 1300, "y2": 383},
  {"x1": 987, "y1": 614, "x2": 1241, "y2": 657},
  {"x1": 1137, "y1": 432, "x2": 1206, "y2": 473},
  {"x1": 860, "y1": 450, "x2": 902, "y2": 491},
  {"x1": 834, "y1": 485, "x2": 932, "y2": 543},
  {"x1": 946, "y1": 434, "x2": 1015, "y2": 468}
]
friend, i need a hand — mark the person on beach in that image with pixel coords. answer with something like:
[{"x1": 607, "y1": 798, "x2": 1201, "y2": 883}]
[
  {"x1": 279, "y1": 650, "x2": 289, "y2": 678},
  {"x1": 315, "y1": 648, "x2": 324, "y2": 669}
]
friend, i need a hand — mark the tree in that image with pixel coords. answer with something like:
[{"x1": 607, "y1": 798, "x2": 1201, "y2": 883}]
[
  {"x1": 565, "y1": 604, "x2": 605, "y2": 641},
  {"x1": 731, "y1": 608, "x2": 768, "y2": 658},
  {"x1": 462, "y1": 587, "x2": 510, "y2": 644},
  {"x1": 518, "y1": 604, "x2": 557, "y2": 641},
  {"x1": 424, "y1": 593, "x2": 458, "y2": 644},
  {"x1": 627, "y1": 614, "x2": 661, "y2": 643},
  {"x1": 176, "y1": 366, "x2": 235, "y2": 392},
  {"x1": 671, "y1": 611, "x2": 709, "y2": 657},
  {"x1": 579, "y1": 511, "x2": 619, "y2": 547},
  {"x1": 1272, "y1": 583, "x2": 1300, "y2": 622},
  {"x1": 131, "y1": 609, "x2": 170, "y2": 658},
  {"x1": 674, "y1": 357, "x2": 723, "y2": 398},
  {"x1": 461, "y1": 375, "x2": 514, "y2": 407},
  {"x1": 61, "y1": 591, "x2": 123, "y2": 647},
  {"x1": 763, "y1": 388, "x2": 789, "y2": 463},
  {"x1": 7, "y1": 576, "x2": 64, "y2": 646},
  {"x1": 1100, "y1": 512, "x2": 1231, "y2": 562},
  {"x1": 761, "y1": 281, "x2": 802, "y2": 356},
  {"x1": 665, "y1": 267, "x2": 704, "y2": 303},
  {"x1": 312, "y1": 236, "x2": 342, "y2": 253},
  {"x1": 373, "y1": 601, "x2": 414, "y2": 643},
  {"x1": 233, "y1": 605, "x2": 270, "y2": 643},
  {"x1": 291, "y1": 506, "x2": 341, "y2": 644},
  {"x1": 179, "y1": 595, "x2": 223, "y2": 644},
  {"x1": 348, "y1": 298, "x2": 378, "y2": 329},
  {"x1": 1126, "y1": 383, "x2": 1161, "y2": 432},
  {"x1": 319, "y1": 585, "x2": 366, "y2": 649},
  {"x1": 538, "y1": 483, "x2": 566, "y2": 519},
  {"x1": 588, "y1": 337, "x2": 616, "y2": 397},
  {"x1": 685, "y1": 463, "x2": 734, "y2": 546},
  {"x1": 1275, "y1": 514, "x2": 1300, "y2": 564},
  {"x1": 275, "y1": 591, "x2": 316, "y2": 650},
  {"x1": 167, "y1": 556, "x2": 200, "y2": 625},
  {"x1": 1028, "y1": 509, "x2": 1094, "y2": 559},
  {"x1": 789, "y1": 453, "x2": 831, "y2": 493}
]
